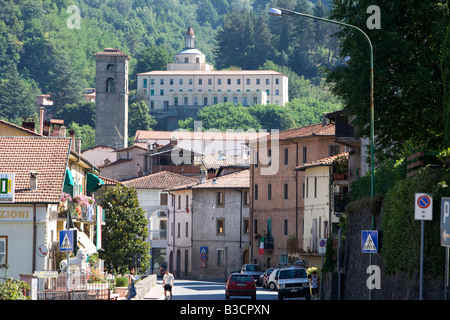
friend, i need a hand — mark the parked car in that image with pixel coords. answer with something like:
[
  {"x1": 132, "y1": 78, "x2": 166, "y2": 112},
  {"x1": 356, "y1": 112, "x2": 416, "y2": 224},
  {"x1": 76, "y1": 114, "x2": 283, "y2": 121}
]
[
  {"x1": 294, "y1": 260, "x2": 307, "y2": 268},
  {"x1": 225, "y1": 273, "x2": 256, "y2": 300},
  {"x1": 277, "y1": 267, "x2": 310, "y2": 300},
  {"x1": 267, "y1": 268, "x2": 279, "y2": 290},
  {"x1": 261, "y1": 268, "x2": 276, "y2": 288},
  {"x1": 240, "y1": 264, "x2": 264, "y2": 286}
]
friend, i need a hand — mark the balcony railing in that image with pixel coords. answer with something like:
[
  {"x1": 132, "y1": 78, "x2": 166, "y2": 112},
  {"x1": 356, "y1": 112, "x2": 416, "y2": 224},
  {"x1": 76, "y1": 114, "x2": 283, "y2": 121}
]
[
  {"x1": 58, "y1": 201, "x2": 98, "y2": 223},
  {"x1": 149, "y1": 229, "x2": 167, "y2": 241}
]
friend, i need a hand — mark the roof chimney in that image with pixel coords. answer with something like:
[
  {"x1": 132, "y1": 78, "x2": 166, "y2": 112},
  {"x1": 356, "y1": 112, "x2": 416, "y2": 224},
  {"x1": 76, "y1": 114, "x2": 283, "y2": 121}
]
[
  {"x1": 200, "y1": 168, "x2": 207, "y2": 184},
  {"x1": 39, "y1": 107, "x2": 45, "y2": 134},
  {"x1": 76, "y1": 138, "x2": 82, "y2": 153},
  {"x1": 69, "y1": 130, "x2": 75, "y2": 151},
  {"x1": 322, "y1": 114, "x2": 327, "y2": 126},
  {"x1": 30, "y1": 171, "x2": 38, "y2": 191}
]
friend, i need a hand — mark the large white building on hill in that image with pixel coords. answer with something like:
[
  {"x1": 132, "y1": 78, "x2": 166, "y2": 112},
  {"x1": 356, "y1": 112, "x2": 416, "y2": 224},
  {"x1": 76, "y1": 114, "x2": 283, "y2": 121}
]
[{"x1": 137, "y1": 27, "x2": 289, "y2": 130}]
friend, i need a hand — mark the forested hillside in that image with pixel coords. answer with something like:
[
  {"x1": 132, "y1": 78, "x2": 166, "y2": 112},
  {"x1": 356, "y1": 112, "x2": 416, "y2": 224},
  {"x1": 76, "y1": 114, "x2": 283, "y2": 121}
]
[{"x1": 0, "y1": 0, "x2": 340, "y2": 143}]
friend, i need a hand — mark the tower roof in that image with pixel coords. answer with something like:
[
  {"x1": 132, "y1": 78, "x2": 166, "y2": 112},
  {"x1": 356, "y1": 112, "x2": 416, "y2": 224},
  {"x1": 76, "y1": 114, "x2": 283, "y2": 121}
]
[
  {"x1": 94, "y1": 48, "x2": 130, "y2": 60},
  {"x1": 186, "y1": 26, "x2": 194, "y2": 36}
]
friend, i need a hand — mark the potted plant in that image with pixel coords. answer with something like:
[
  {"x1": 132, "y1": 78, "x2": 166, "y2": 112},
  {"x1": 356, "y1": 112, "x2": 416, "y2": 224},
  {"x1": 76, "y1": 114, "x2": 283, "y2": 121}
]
[{"x1": 333, "y1": 154, "x2": 348, "y2": 179}]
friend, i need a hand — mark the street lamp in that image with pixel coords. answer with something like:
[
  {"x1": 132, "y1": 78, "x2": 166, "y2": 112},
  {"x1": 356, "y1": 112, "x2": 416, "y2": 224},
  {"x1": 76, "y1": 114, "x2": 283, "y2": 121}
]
[{"x1": 269, "y1": 8, "x2": 375, "y2": 229}]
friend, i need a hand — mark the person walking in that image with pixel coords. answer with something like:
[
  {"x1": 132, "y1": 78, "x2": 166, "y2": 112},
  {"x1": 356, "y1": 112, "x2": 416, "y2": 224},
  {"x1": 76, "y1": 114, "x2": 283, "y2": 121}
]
[
  {"x1": 310, "y1": 271, "x2": 319, "y2": 300},
  {"x1": 127, "y1": 267, "x2": 137, "y2": 300},
  {"x1": 162, "y1": 269, "x2": 174, "y2": 300}
]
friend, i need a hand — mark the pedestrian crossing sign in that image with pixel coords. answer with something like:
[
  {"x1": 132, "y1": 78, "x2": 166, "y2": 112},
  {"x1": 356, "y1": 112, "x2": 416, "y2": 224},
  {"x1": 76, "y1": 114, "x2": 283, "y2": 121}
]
[
  {"x1": 361, "y1": 230, "x2": 378, "y2": 253},
  {"x1": 59, "y1": 230, "x2": 74, "y2": 252}
]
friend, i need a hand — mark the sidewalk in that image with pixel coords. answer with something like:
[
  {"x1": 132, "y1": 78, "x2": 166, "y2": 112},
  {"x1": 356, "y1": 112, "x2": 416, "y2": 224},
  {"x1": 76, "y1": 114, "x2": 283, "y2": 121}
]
[{"x1": 142, "y1": 279, "x2": 164, "y2": 300}]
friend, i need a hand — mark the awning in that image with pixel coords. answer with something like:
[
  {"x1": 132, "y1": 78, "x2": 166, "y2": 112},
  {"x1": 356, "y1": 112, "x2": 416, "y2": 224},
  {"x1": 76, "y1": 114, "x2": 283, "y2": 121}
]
[
  {"x1": 86, "y1": 173, "x2": 104, "y2": 193},
  {"x1": 64, "y1": 168, "x2": 74, "y2": 186},
  {"x1": 77, "y1": 231, "x2": 97, "y2": 255}
]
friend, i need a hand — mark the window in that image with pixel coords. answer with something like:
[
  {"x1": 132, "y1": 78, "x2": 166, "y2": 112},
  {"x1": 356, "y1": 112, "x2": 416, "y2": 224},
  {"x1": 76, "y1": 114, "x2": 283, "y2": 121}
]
[
  {"x1": 150, "y1": 101, "x2": 154, "y2": 109},
  {"x1": 196, "y1": 57, "x2": 200, "y2": 63},
  {"x1": 243, "y1": 219, "x2": 250, "y2": 234},
  {"x1": 266, "y1": 78, "x2": 270, "y2": 85},
  {"x1": 256, "y1": 79, "x2": 260, "y2": 85},
  {"x1": 185, "y1": 222, "x2": 189, "y2": 237},
  {"x1": 216, "y1": 191, "x2": 224, "y2": 206},
  {"x1": 217, "y1": 219, "x2": 224, "y2": 235},
  {"x1": 170, "y1": 79, "x2": 174, "y2": 85},
  {"x1": 179, "y1": 79, "x2": 183, "y2": 85},
  {"x1": 303, "y1": 147, "x2": 307, "y2": 164},
  {"x1": 160, "y1": 89, "x2": 164, "y2": 96},
  {"x1": 186, "y1": 195, "x2": 189, "y2": 211},
  {"x1": 143, "y1": 79, "x2": 147, "y2": 88},
  {"x1": 237, "y1": 79, "x2": 241, "y2": 85},
  {"x1": 185, "y1": 57, "x2": 189, "y2": 63},
  {"x1": 177, "y1": 222, "x2": 180, "y2": 238},
  {"x1": 266, "y1": 89, "x2": 270, "y2": 96},
  {"x1": 160, "y1": 193, "x2": 168, "y2": 205},
  {"x1": 178, "y1": 195, "x2": 181, "y2": 209},
  {"x1": 253, "y1": 96, "x2": 258, "y2": 105},
  {"x1": 107, "y1": 64, "x2": 115, "y2": 71},
  {"x1": 218, "y1": 79, "x2": 222, "y2": 85},
  {"x1": 150, "y1": 89, "x2": 154, "y2": 96},
  {"x1": 203, "y1": 97, "x2": 208, "y2": 106},
  {"x1": 174, "y1": 97, "x2": 178, "y2": 106},
  {"x1": 106, "y1": 77, "x2": 115, "y2": 92},
  {"x1": 227, "y1": 79, "x2": 231, "y2": 85},
  {"x1": 314, "y1": 177, "x2": 318, "y2": 198},
  {"x1": 160, "y1": 79, "x2": 164, "y2": 85},
  {"x1": 246, "y1": 79, "x2": 250, "y2": 85},
  {"x1": 184, "y1": 96, "x2": 188, "y2": 105},
  {"x1": 268, "y1": 184, "x2": 272, "y2": 200},
  {"x1": 284, "y1": 219, "x2": 288, "y2": 235},
  {"x1": 0, "y1": 236, "x2": 7, "y2": 267},
  {"x1": 329, "y1": 145, "x2": 340, "y2": 156},
  {"x1": 213, "y1": 96, "x2": 218, "y2": 104},
  {"x1": 276, "y1": 78, "x2": 279, "y2": 85},
  {"x1": 151, "y1": 79, "x2": 155, "y2": 85},
  {"x1": 208, "y1": 79, "x2": 212, "y2": 85},
  {"x1": 284, "y1": 183, "x2": 288, "y2": 199},
  {"x1": 275, "y1": 89, "x2": 280, "y2": 95},
  {"x1": 254, "y1": 184, "x2": 258, "y2": 200},
  {"x1": 194, "y1": 96, "x2": 198, "y2": 105},
  {"x1": 199, "y1": 79, "x2": 202, "y2": 85},
  {"x1": 254, "y1": 219, "x2": 258, "y2": 234},
  {"x1": 284, "y1": 148, "x2": 289, "y2": 165},
  {"x1": 189, "y1": 79, "x2": 193, "y2": 85},
  {"x1": 243, "y1": 191, "x2": 250, "y2": 206},
  {"x1": 218, "y1": 249, "x2": 225, "y2": 265}
]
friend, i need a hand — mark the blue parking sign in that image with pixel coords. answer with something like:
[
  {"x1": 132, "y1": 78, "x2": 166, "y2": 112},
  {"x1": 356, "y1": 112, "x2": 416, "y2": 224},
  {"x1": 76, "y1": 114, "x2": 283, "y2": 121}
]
[
  {"x1": 441, "y1": 198, "x2": 450, "y2": 247},
  {"x1": 361, "y1": 230, "x2": 378, "y2": 253}
]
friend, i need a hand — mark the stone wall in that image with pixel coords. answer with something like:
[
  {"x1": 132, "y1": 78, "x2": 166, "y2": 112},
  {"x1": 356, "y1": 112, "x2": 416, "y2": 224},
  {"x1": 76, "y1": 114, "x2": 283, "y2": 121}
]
[{"x1": 325, "y1": 200, "x2": 446, "y2": 300}]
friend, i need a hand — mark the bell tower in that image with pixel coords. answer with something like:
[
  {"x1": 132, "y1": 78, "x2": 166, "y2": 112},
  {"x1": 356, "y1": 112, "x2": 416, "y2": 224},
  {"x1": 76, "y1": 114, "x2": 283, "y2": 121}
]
[{"x1": 94, "y1": 48, "x2": 130, "y2": 149}]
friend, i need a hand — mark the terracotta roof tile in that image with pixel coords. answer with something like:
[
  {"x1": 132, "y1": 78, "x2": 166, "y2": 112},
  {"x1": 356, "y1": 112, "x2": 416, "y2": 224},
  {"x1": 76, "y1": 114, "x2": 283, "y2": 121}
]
[
  {"x1": 192, "y1": 169, "x2": 249, "y2": 189},
  {"x1": 295, "y1": 152, "x2": 349, "y2": 171},
  {"x1": 0, "y1": 136, "x2": 71, "y2": 203},
  {"x1": 121, "y1": 171, "x2": 199, "y2": 189}
]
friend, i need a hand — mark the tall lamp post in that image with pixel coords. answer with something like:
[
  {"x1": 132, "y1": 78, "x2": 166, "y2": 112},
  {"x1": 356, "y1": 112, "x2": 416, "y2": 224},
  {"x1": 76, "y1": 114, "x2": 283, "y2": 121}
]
[{"x1": 269, "y1": 7, "x2": 375, "y2": 230}]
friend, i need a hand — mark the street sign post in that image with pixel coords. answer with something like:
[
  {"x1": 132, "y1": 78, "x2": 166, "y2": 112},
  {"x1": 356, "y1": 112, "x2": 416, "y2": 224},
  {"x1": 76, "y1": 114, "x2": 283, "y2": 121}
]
[
  {"x1": 59, "y1": 230, "x2": 74, "y2": 252},
  {"x1": 361, "y1": 230, "x2": 378, "y2": 253},
  {"x1": 441, "y1": 197, "x2": 450, "y2": 300},
  {"x1": 415, "y1": 193, "x2": 433, "y2": 300},
  {"x1": 415, "y1": 193, "x2": 433, "y2": 220}
]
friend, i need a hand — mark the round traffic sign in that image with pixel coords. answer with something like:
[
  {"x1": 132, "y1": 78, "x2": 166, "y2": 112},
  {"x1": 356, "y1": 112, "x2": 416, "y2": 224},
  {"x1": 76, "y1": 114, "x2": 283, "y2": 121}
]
[
  {"x1": 319, "y1": 239, "x2": 326, "y2": 247},
  {"x1": 200, "y1": 254, "x2": 207, "y2": 261},
  {"x1": 417, "y1": 195, "x2": 431, "y2": 209}
]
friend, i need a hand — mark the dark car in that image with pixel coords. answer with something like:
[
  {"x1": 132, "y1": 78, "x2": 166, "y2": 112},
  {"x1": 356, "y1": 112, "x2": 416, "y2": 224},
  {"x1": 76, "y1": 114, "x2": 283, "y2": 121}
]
[
  {"x1": 225, "y1": 273, "x2": 256, "y2": 300},
  {"x1": 240, "y1": 264, "x2": 264, "y2": 286}
]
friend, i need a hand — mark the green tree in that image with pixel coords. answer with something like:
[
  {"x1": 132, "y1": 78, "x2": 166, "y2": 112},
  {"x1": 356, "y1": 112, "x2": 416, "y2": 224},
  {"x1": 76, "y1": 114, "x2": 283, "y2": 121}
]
[
  {"x1": 327, "y1": 0, "x2": 449, "y2": 160},
  {"x1": 54, "y1": 101, "x2": 96, "y2": 128},
  {"x1": 128, "y1": 100, "x2": 157, "y2": 137},
  {"x1": 67, "y1": 122, "x2": 95, "y2": 151},
  {"x1": 178, "y1": 103, "x2": 261, "y2": 131},
  {"x1": 99, "y1": 184, "x2": 150, "y2": 274},
  {"x1": 249, "y1": 104, "x2": 296, "y2": 131}
]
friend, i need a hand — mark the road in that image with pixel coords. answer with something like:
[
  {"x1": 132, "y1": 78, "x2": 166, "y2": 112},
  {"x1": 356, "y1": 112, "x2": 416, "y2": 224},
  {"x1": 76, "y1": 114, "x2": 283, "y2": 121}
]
[{"x1": 159, "y1": 279, "x2": 279, "y2": 300}]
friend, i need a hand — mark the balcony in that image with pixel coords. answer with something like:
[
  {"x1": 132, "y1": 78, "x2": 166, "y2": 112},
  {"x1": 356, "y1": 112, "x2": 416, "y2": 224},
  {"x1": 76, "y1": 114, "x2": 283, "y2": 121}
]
[
  {"x1": 264, "y1": 237, "x2": 274, "y2": 251},
  {"x1": 149, "y1": 229, "x2": 167, "y2": 241},
  {"x1": 58, "y1": 200, "x2": 99, "y2": 223}
]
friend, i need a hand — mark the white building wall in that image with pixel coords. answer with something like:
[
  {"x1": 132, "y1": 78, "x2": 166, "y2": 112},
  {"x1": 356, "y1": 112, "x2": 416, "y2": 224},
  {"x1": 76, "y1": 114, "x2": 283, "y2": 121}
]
[{"x1": 0, "y1": 205, "x2": 52, "y2": 279}]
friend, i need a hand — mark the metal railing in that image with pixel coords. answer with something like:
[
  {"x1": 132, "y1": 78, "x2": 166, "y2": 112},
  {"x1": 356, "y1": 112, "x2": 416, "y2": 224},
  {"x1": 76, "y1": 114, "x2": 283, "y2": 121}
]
[{"x1": 37, "y1": 270, "x2": 114, "y2": 300}]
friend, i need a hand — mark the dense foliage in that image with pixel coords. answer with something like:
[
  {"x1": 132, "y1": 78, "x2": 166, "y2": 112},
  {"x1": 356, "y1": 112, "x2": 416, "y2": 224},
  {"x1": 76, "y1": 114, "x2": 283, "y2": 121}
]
[
  {"x1": 99, "y1": 184, "x2": 150, "y2": 274},
  {"x1": 328, "y1": 0, "x2": 450, "y2": 162},
  {"x1": 381, "y1": 167, "x2": 450, "y2": 276}
]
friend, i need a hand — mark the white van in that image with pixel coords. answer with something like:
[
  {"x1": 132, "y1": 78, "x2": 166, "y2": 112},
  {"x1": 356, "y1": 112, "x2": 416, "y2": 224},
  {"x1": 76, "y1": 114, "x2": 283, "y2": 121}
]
[{"x1": 277, "y1": 267, "x2": 310, "y2": 300}]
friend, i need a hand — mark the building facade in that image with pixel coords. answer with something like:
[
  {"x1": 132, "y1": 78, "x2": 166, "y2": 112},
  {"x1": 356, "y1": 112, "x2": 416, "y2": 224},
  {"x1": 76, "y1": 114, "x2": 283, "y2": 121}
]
[
  {"x1": 136, "y1": 27, "x2": 288, "y2": 130},
  {"x1": 167, "y1": 169, "x2": 250, "y2": 280},
  {"x1": 94, "y1": 48, "x2": 130, "y2": 149},
  {"x1": 249, "y1": 122, "x2": 344, "y2": 269}
]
